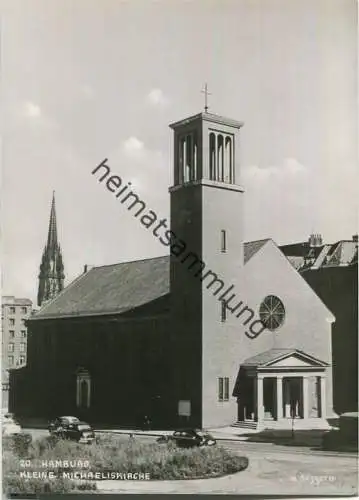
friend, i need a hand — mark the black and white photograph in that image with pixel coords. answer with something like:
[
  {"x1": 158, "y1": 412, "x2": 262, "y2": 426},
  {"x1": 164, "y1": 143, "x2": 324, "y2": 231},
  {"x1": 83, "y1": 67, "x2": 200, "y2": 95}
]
[{"x1": 1, "y1": 0, "x2": 358, "y2": 496}]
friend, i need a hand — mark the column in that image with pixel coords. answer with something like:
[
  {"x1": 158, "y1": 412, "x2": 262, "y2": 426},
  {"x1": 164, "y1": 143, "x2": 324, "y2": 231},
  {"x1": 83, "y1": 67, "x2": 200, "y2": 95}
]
[
  {"x1": 256, "y1": 376, "x2": 264, "y2": 423},
  {"x1": 320, "y1": 376, "x2": 326, "y2": 419},
  {"x1": 302, "y1": 376, "x2": 309, "y2": 420},
  {"x1": 276, "y1": 376, "x2": 283, "y2": 420}
]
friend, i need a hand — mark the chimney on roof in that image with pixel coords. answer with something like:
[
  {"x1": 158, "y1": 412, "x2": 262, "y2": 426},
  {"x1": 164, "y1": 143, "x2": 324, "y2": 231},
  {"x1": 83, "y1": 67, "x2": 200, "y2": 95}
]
[
  {"x1": 353, "y1": 234, "x2": 358, "y2": 242},
  {"x1": 308, "y1": 233, "x2": 323, "y2": 248},
  {"x1": 84, "y1": 264, "x2": 88, "y2": 273}
]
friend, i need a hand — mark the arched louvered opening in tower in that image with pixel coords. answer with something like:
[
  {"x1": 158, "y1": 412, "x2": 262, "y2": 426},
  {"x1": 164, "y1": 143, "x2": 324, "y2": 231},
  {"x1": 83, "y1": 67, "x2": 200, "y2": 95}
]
[
  {"x1": 217, "y1": 135, "x2": 224, "y2": 181},
  {"x1": 185, "y1": 134, "x2": 192, "y2": 182},
  {"x1": 178, "y1": 137, "x2": 186, "y2": 184},
  {"x1": 209, "y1": 132, "x2": 216, "y2": 180},
  {"x1": 178, "y1": 133, "x2": 198, "y2": 184},
  {"x1": 224, "y1": 136, "x2": 233, "y2": 183}
]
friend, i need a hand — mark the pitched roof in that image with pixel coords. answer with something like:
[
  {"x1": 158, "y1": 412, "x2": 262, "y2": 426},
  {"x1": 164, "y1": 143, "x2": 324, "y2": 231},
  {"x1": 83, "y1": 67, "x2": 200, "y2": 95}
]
[
  {"x1": 325, "y1": 241, "x2": 358, "y2": 266},
  {"x1": 242, "y1": 348, "x2": 328, "y2": 367},
  {"x1": 281, "y1": 239, "x2": 358, "y2": 271},
  {"x1": 33, "y1": 256, "x2": 170, "y2": 320},
  {"x1": 32, "y1": 240, "x2": 269, "y2": 320},
  {"x1": 243, "y1": 239, "x2": 270, "y2": 263}
]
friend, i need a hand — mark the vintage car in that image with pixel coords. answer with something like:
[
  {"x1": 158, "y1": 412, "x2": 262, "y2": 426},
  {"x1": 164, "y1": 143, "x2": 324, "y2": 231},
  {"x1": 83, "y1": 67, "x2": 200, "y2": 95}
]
[
  {"x1": 48, "y1": 416, "x2": 95, "y2": 443},
  {"x1": 157, "y1": 429, "x2": 216, "y2": 448},
  {"x1": 2, "y1": 413, "x2": 22, "y2": 436}
]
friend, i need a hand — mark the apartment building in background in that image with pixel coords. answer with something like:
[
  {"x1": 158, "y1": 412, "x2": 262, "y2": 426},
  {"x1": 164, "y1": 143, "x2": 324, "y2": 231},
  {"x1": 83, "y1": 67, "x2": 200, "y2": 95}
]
[{"x1": 2, "y1": 296, "x2": 32, "y2": 408}]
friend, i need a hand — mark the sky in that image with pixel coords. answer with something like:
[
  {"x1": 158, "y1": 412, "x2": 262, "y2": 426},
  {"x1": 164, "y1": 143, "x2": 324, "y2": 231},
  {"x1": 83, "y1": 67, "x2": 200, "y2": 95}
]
[{"x1": 2, "y1": 0, "x2": 358, "y2": 304}]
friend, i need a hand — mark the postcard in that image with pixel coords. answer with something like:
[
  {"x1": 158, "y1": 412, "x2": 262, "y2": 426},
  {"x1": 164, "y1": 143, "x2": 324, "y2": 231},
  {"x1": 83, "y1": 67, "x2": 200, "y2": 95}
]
[{"x1": 2, "y1": 0, "x2": 358, "y2": 498}]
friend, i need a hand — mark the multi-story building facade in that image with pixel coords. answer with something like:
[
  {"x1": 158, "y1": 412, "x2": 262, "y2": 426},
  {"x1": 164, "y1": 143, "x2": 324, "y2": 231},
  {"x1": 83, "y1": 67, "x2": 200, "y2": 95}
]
[
  {"x1": 281, "y1": 235, "x2": 358, "y2": 415},
  {"x1": 1, "y1": 296, "x2": 32, "y2": 408}
]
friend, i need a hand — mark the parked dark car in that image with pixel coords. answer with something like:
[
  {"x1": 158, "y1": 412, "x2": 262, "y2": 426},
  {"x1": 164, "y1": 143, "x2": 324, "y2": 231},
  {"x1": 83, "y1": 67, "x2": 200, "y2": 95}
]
[
  {"x1": 48, "y1": 416, "x2": 95, "y2": 444},
  {"x1": 157, "y1": 429, "x2": 216, "y2": 448}
]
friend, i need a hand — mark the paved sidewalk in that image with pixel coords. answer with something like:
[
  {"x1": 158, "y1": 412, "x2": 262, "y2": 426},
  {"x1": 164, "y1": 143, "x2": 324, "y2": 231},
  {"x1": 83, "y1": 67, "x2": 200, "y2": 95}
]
[{"x1": 95, "y1": 449, "x2": 358, "y2": 495}]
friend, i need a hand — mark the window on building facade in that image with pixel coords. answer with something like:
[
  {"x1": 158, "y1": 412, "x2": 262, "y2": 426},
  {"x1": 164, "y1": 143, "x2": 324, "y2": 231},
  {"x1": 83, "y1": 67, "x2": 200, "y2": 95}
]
[
  {"x1": 218, "y1": 377, "x2": 224, "y2": 401},
  {"x1": 20, "y1": 343, "x2": 26, "y2": 352},
  {"x1": 19, "y1": 355, "x2": 26, "y2": 364},
  {"x1": 8, "y1": 355, "x2": 14, "y2": 366},
  {"x1": 21, "y1": 307, "x2": 27, "y2": 314},
  {"x1": 220, "y1": 229, "x2": 227, "y2": 253},
  {"x1": 224, "y1": 377, "x2": 230, "y2": 400},
  {"x1": 8, "y1": 343, "x2": 14, "y2": 352},
  {"x1": 9, "y1": 330, "x2": 15, "y2": 338},
  {"x1": 21, "y1": 330, "x2": 27, "y2": 337},
  {"x1": 218, "y1": 377, "x2": 230, "y2": 401},
  {"x1": 9, "y1": 307, "x2": 16, "y2": 314},
  {"x1": 9, "y1": 318, "x2": 15, "y2": 326},
  {"x1": 259, "y1": 295, "x2": 286, "y2": 331},
  {"x1": 221, "y1": 300, "x2": 227, "y2": 322}
]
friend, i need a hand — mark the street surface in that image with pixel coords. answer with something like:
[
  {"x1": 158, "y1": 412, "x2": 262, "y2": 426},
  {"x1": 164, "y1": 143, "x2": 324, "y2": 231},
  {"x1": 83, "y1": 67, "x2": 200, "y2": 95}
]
[{"x1": 18, "y1": 428, "x2": 359, "y2": 496}]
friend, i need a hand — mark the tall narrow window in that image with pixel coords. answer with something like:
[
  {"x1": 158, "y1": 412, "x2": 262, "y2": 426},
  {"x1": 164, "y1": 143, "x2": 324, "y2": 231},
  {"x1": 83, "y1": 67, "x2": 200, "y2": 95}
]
[
  {"x1": 221, "y1": 300, "x2": 227, "y2": 322},
  {"x1": 224, "y1": 377, "x2": 230, "y2": 401},
  {"x1": 221, "y1": 229, "x2": 227, "y2": 253},
  {"x1": 218, "y1": 377, "x2": 224, "y2": 401},
  {"x1": 218, "y1": 377, "x2": 230, "y2": 401}
]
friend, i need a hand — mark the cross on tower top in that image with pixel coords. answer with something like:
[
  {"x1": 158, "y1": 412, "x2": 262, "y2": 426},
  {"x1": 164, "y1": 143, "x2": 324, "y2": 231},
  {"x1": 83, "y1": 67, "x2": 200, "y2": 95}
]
[{"x1": 201, "y1": 83, "x2": 212, "y2": 113}]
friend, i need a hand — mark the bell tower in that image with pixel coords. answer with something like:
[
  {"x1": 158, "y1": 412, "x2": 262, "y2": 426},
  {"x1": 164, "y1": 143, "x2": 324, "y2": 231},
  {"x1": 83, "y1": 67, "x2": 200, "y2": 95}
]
[{"x1": 169, "y1": 109, "x2": 245, "y2": 427}]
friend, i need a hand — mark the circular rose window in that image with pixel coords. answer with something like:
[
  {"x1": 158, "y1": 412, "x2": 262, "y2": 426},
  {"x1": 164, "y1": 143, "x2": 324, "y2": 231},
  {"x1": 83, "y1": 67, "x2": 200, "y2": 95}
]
[{"x1": 259, "y1": 295, "x2": 285, "y2": 330}]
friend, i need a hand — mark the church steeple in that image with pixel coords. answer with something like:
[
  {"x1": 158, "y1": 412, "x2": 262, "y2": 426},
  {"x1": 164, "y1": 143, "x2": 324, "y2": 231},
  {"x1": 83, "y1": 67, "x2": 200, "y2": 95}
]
[
  {"x1": 37, "y1": 192, "x2": 65, "y2": 307},
  {"x1": 47, "y1": 191, "x2": 58, "y2": 248}
]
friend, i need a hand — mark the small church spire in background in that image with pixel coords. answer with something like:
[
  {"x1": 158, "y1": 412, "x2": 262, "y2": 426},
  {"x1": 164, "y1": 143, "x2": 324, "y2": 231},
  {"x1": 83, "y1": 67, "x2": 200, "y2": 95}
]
[
  {"x1": 37, "y1": 192, "x2": 65, "y2": 307},
  {"x1": 47, "y1": 190, "x2": 58, "y2": 248},
  {"x1": 201, "y1": 83, "x2": 212, "y2": 113}
]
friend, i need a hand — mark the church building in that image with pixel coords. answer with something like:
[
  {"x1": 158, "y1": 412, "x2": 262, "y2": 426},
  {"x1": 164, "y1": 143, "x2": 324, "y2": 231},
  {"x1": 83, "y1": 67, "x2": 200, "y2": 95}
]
[{"x1": 10, "y1": 110, "x2": 335, "y2": 430}]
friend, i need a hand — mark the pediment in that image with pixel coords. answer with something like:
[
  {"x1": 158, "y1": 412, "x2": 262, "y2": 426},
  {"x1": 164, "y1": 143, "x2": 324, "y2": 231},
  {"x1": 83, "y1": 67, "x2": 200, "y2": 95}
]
[
  {"x1": 242, "y1": 348, "x2": 328, "y2": 369},
  {"x1": 268, "y1": 354, "x2": 318, "y2": 367}
]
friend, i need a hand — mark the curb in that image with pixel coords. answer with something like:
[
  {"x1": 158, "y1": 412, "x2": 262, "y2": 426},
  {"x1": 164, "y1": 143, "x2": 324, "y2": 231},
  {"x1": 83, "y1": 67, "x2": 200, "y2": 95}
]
[{"x1": 96, "y1": 429, "x2": 246, "y2": 442}]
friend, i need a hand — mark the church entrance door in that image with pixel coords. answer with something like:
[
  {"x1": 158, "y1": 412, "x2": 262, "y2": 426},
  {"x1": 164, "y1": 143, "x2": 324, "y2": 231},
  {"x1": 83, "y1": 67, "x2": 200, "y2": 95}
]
[
  {"x1": 283, "y1": 377, "x2": 303, "y2": 418},
  {"x1": 263, "y1": 377, "x2": 276, "y2": 420}
]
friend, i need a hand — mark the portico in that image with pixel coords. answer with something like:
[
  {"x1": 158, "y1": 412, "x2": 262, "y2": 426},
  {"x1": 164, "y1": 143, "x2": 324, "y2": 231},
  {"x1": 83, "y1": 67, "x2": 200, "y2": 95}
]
[{"x1": 236, "y1": 348, "x2": 330, "y2": 430}]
